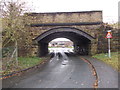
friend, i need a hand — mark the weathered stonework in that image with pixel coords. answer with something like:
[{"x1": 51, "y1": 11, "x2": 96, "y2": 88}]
[
  {"x1": 22, "y1": 11, "x2": 118, "y2": 56},
  {"x1": 97, "y1": 25, "x2": 119, "y2": 53},
  {"x1": 26, "y1": 11, "x2": 102, "y2": 24}
]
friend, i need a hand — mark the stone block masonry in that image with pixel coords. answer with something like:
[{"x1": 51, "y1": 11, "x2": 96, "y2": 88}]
[{"x1": 18, "y1": 11, "x2": 118, "y2": 56}]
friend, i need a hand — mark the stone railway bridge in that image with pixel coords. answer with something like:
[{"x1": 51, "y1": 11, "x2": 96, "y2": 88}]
[{"x1": 24, "y1": 11, "x2": 118, "y2": 57}]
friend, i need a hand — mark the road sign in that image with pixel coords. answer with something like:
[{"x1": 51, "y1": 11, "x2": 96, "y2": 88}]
[
  {"x1": 106, "y1": 32, "x2": 112, "y2": 38},
  {"x1": 106, "y1": 30, "x2": 112, "y2": 58}
]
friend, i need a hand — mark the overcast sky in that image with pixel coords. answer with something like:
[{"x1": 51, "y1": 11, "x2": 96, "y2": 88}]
[
  {"x1": 25, "y1": 0, "x2": 119, "y2": 41},
  {"x1": 25, "y1": 0, "x2": 119, "y2": 23},
  {"x1": 3, "y1": 0, "x2": 119, "y2": 23},
  {"x1": 3, "y1": 0, "x2": 119, "y2": 41}
]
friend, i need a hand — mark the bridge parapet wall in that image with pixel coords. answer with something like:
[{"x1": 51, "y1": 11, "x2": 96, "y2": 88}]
[{"x1": 26, "y1": 11, "x2": 102, "y2": 24}]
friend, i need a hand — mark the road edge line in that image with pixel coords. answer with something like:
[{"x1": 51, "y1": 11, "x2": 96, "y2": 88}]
[{"x1": 80, "y1": 57, "x2": 99, "y2": 89}]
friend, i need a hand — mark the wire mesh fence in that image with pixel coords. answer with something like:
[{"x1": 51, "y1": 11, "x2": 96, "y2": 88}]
[{"x1": 2, "y1": 46, "x2": 18, "y2": 75}]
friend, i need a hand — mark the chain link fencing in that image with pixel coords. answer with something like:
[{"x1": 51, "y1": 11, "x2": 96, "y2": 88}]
[{"x1": 2, "y1": 46, "x2": 18, "y2": 75}]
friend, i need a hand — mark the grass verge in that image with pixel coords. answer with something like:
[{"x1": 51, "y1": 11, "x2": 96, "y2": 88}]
[
  {"x1": 18, "y1": 56, "x2": 43, "y2": 69},
  {"x1": 93, "y1": 52, "x2": 119, "y2": 71},
  {"x1": 2, "y1": 56, "x2": 45, "y2": 75}
]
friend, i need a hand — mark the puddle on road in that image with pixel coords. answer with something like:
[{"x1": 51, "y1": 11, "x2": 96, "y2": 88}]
[{"x1": 62, "y1": 63, "x2": 67, "y2": 65}]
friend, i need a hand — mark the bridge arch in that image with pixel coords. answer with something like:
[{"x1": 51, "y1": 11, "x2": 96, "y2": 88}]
[{"x1": 34, "y1": 27, "x2": 95, "y2": 56}]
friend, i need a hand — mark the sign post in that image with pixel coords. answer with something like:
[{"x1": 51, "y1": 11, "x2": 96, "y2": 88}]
[
  {"x1": 106, "y1": 30, "x2": 112, "y2": 58},
  {"x1": 108, "y1": 38, "x2": 111, "y2": 58}
]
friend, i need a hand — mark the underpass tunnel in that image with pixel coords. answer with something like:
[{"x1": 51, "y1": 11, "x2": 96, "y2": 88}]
[
  {"x1": 48, "y1": 38, "x2": 74, "y2": 53},
  {"x1": 74, "y1": 39, "x2": 91, "y2": 55},
  {"x1": 38, "y1": 42, "x2": 49, "y2": 57},
  {"x1": 35, "y1": 27, "x2": 94, "y2": 57},
  {"x1": 38, "y1": 37, "x2": 90, "y2": 57}
]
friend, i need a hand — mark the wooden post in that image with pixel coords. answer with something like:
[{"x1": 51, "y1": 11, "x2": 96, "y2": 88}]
[{"x1": 15, "y1": 41, "x2": 18, "y2": 66}]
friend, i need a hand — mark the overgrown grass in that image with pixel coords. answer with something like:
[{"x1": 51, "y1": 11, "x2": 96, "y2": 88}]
[
  {"x1": 2, "y1": 56, "x2": 44, "y2": 75},
  {"x1": 93, "y1": 52, "x2": 119, "y2": 71},
  {"x1": 18, "y1": 56, "x2": 43, "y2": 69}
]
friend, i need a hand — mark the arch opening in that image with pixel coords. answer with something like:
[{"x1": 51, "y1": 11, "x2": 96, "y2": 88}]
[
  {"x1": 48, "y1": 38, "x2": 74, "y2": 53},
  {"x1": 35, "y1": 27, "x2": 94, "y2": 57}
]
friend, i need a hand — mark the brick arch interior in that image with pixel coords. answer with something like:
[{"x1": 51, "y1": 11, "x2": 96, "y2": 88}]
[{"x1": 34, "y1": 27, "x2": 95, "y2": 56}]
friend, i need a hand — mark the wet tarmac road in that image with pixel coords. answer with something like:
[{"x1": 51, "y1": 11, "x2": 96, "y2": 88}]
[
  {"x1": 2, "y1": 48, "x2": 118, "y2": 88},
  {"x1": 12, "y1": 51, "x2": 95, "y2": 88}
]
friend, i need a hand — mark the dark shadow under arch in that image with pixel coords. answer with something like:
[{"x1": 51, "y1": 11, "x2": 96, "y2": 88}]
[{"x1": 34, "y1": 27, "x2": 95, "y2": 56}]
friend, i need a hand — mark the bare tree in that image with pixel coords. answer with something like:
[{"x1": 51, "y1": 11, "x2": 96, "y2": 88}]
[
  {"x1": 1, "y1": 0, "x2": 32, "y2": 55},
  {"x1": 1, "y1": 0, "x2": 33, "y2": 66},
  {"x1": 2, "y1": 0, "x2": 25, "y2": 46}
]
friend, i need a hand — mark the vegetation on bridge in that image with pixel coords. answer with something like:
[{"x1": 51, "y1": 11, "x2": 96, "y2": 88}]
[{"x1": 93, "y1": 52, "x2": 119, "y2": 72}]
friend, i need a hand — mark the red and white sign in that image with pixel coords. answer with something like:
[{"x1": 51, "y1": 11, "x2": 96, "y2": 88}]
[{"x1": 106, "y1": 32, "x2": 112, "y2": 38}]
